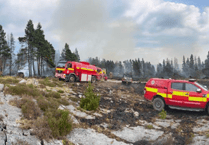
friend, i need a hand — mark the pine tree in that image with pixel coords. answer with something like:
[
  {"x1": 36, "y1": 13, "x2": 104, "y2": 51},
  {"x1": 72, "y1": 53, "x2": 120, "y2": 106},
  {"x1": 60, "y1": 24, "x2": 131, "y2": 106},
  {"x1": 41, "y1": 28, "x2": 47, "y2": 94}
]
[
  {"x1": 74, "y1": 48, "x2": 80, "y2": 62},
  {"x1": 0, "y1": 25, "x2": 10, "y2": 73},
  {"x1": 34, "y1": 23, "x2": 45, "y2": 76},
  {"x1": 19, "y1": 20, "x2": 35, "y2": 77},
  {"x1": 182, "y1": 56, "x2": 186, "y2": 73},
  {"x1": 198, "y1": 57, "x2": 201, "y2": 70},
  {"x1": 8, "y1": 33, "x2": 15, "y2": 75},
  {"x1": 61, "y1": 43, "x2": 77, "y2": 61}
]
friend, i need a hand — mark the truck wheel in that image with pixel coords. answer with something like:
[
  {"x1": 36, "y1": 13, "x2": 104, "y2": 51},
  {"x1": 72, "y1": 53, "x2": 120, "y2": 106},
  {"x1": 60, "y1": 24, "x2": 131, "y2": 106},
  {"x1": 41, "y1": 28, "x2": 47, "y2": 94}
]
[
  {"x1": 69, "y1": 75, "x2": 75, "y2": 82},
  {"x1": 206, "y1": 104, "x2": 209, "y2": 115},
  {"x1": 65, "y1": 76, "x2": 69, "y2": 82},
  {"x1": 153, "y1": 97, "x2": 165, "y2": 111},
  {"x1": 91, "y1": 76, "x2": 96, "y2": 83}
]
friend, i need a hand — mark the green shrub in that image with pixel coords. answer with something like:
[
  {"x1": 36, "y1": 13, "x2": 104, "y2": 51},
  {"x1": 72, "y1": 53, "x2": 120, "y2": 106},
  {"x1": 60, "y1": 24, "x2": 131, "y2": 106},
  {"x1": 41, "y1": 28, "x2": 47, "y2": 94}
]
[
  {"x1": 145, "y1": 125, "x2": 154, "y2": 129},
  {"x1": 57, "y1": 98, "x2": 70, "y2": 106},
  {"x1": 80, "y1": 82, "x2": 100, "y2": 111},
  {"x1": 47, "y1": 97, "x2": 60, "y2": 110},
  {"x1": 159, "y1": 109, "x2": 167, "y2": 119},
  {"x1": 39, "y1": 78, "x2": 56, "y2": 87},
  {"x1": 69, "y1": 97, "x2": 80, "y2": 102},
  {"x1": 58, "y1": 90, "x2": 64, "y2": 93},
  {"x1": 37, "y1": 96, "x2": 49, "y2": 111},
  {"x1": 27, "y1": 84, "x2": 34, "y2": 89},
  {"x1": 45, "y1": 109, "x2": 72, "y2": 137},
  {"x1": 45, "y1": 91, "x2": 61, "y2": 98},
  {"x1": 5, "y1": 84, "x2": 41, "y2": 98},
  {"x1": 20, "y1": 97, "x2": 41, "y2": 120}
]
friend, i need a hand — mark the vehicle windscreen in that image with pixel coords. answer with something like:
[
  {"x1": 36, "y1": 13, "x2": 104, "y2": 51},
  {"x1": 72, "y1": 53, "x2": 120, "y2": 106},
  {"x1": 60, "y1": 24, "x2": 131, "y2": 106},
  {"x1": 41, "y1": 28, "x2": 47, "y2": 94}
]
[
  {"x1": 57, "y1": 62, "x2": 66, "y2": 68},
  {"x1": 195, "y1": 82, "x2": 208, "y2": 91},
  {"x1": 123, "y1": 74, "x2": 132, "y2": 78}
]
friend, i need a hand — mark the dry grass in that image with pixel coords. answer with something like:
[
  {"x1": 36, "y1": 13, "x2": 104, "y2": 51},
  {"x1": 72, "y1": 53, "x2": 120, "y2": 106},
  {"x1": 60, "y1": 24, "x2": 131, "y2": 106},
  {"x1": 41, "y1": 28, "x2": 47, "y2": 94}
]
[
  {"x1": 32, "y1": 117, "x2": 53, "y2": 141},
  {"x1": 62, "y1": 139, "x2": 74, "y2": 145},
  {"x1": 0, "y1": 76, "x2": 19, "y2": 85},
  {"x1": 10, "y1": 96, "x2": 41, "y2": 120},
  {"x1": 45, "y1": 91, "x2": 61, "y2": 99},
  {"x1": 185, "y1": 133, "x2": 194, "y2": 145},
  {"x1": 69, "y1": 97, "x2": 80, "y2": 102},
  {"x1": 16, "y1": 119, "x2": 34, "y2": 130},
  {"x1": 12, "y1": 139, "x2": 30, "y2": 145},
  {"x1": 0, "y1": 114, "x2": 4, "y2": 121},
  {"x1": 5, "y1": 84, "x2": 42, "y2": 98}
]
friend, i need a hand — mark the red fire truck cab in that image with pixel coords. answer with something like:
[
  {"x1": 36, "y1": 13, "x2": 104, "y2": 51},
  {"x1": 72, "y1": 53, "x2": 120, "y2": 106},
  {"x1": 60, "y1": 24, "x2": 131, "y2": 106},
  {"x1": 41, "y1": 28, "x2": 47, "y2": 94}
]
[
  {"x1": 55, "y1": 61, "x2": 107, "y2": 83},
  {"x1": 144, "y1": 78, "x2": 209, "y2": 114}
]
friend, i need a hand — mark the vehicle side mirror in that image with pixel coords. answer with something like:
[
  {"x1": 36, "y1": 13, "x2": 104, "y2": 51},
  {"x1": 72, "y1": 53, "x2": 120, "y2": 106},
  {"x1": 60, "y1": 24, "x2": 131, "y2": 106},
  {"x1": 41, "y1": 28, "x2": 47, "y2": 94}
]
[{"x1": 197, "y1": 88, "x2": 201, "y2": 93}]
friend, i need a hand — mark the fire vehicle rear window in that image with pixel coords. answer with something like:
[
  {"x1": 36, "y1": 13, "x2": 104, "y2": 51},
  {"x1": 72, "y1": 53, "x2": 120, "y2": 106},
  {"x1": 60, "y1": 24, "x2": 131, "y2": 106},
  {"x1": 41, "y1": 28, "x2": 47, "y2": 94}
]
[{"x1": 171, "y1": 83, "x2": 184, "y2": 90}]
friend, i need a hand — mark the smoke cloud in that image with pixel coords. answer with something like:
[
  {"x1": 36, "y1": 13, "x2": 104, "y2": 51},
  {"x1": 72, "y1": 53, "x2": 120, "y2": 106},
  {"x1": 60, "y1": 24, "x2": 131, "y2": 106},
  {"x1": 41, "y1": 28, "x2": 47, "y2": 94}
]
[
  {"x1": 52, "y1": 0, "x2": 209, "y2": 64},
  {"x1": 53, "y1": 0, "x2": 137, "y2": 61}
]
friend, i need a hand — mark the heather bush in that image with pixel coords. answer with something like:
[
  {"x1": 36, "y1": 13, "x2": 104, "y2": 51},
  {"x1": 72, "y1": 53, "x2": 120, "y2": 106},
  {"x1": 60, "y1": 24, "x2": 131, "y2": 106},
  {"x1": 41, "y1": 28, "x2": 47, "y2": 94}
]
[{"x1": 45, "y1": 109, "x2": 72, "y2": 137}]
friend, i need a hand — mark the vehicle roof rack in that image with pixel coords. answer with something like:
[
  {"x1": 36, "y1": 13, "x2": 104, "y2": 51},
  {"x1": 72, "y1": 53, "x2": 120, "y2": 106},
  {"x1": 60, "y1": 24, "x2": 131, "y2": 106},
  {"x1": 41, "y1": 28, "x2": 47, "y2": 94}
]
[{"x1": 189, "y1": 79, "x2": 196, "y2": 82}]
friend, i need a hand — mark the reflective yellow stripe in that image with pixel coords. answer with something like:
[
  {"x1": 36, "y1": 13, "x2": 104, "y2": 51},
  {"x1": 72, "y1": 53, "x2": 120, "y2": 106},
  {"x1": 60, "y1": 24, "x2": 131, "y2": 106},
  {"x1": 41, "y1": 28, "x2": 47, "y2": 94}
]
[
  {"x1": 207, "y1": 94, "x2": 209, "y2": 98},
  {"x1": 157, "y1": 93, "x2": 166, "y2": 98},
  {"x1": 145, "y1": 87, "x2": 158, "y2": 93},
  {"x1": 173, "y1": 91, "x2": 189, "y2": 96},
  {"x1": 81, "y1": 68, "x2": 95, "y2": 71},
  {"x1": 203, "y1": 98, "x2": 207, "y2": 102},
  {"x1": 188, "y1": 97, "x2": 203, "y2": 102},
  {"x1": 56, "y1": 68, "x2": 65, "y2": 71},
  {"x1": 87, "y1": 69, "x2": 93, "y2": 71},
  {"x1": 168, "y1": 94, "x2": 172, "y2": 99},
  {"x1": 77, "y1": 67, "x2": 80, "y2": 69},
  {"x1": 68, "y1": 68, "x2": 74, "y2": 71}
]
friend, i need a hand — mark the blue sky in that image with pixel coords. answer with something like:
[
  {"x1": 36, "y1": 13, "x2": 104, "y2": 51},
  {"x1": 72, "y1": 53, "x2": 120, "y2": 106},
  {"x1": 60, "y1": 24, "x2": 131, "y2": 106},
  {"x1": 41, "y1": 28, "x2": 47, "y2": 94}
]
[{"x1": 0, "y1": 0, "x2": 209, "y2": 64}]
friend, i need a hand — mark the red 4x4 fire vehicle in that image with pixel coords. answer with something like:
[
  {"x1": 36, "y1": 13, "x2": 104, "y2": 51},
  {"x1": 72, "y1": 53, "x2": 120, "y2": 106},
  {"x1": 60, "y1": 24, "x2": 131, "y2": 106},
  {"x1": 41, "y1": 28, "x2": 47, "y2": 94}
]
[
  {"x1": 55, "y1": 61, "x2": 107, "y2": 82},
  {"x1": 144, "y1": 78, "x2": 209, "y2": 113}
]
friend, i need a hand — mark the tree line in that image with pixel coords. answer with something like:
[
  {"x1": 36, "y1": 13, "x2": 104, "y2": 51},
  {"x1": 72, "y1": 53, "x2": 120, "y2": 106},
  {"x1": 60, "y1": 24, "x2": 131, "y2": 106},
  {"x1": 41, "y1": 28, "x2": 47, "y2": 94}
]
[
  {"x1": 89, "y1": 53, "x2": 209, "y2": 79},
  {"x1": 0, "y1": 20, "x2": 80, "y2": 77}
]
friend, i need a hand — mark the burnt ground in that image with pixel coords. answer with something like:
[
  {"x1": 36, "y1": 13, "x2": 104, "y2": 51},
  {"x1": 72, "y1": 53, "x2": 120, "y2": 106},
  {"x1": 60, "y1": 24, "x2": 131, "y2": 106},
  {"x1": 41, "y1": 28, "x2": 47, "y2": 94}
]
[{"x1": 69, "y1": 80, "x2": 209, "y2": 145}]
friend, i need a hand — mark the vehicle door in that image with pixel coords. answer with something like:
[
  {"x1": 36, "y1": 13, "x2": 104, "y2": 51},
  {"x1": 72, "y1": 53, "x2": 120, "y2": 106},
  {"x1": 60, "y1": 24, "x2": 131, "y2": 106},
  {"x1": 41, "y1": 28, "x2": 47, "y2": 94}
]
[
  {"x1": 167, "y1": 82, "x2": 188, "y2": 107},
  {"x1": 183, "y1": 83, "x2": 205, "y2": 108},
  {"x1": 66, "y1": 63, "x2": 74, "y2": 74}
]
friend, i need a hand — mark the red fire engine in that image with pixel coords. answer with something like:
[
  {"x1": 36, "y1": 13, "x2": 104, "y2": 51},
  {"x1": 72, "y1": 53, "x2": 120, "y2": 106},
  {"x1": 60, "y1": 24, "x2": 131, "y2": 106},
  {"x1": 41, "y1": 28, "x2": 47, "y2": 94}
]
[
  {"x1": 55, "y1": 61, "x2": 107, "y2": 83},
  {"x1": 144, "y1": 78, "x2": 209, "y2": 114}
]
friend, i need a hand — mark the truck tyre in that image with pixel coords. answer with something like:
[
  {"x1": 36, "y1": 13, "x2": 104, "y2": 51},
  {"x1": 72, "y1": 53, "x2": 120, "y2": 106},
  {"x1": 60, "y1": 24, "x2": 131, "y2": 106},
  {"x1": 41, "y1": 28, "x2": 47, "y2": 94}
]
[
  {"x1": 91, "y1": 76, "x2": 96, "y2": 83},
  {"x1": 69, "y1": 75, "x2": 75, "y2": 82},
  {"x1": 153, "y1": 97, "x2": 165, "y2": 111},
  {"x1": 65, "y1": 76, "x2": 69, "y2": 82},
  {"x1": 206, "y1": 104, "x2": 209, "y2": 115}
]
